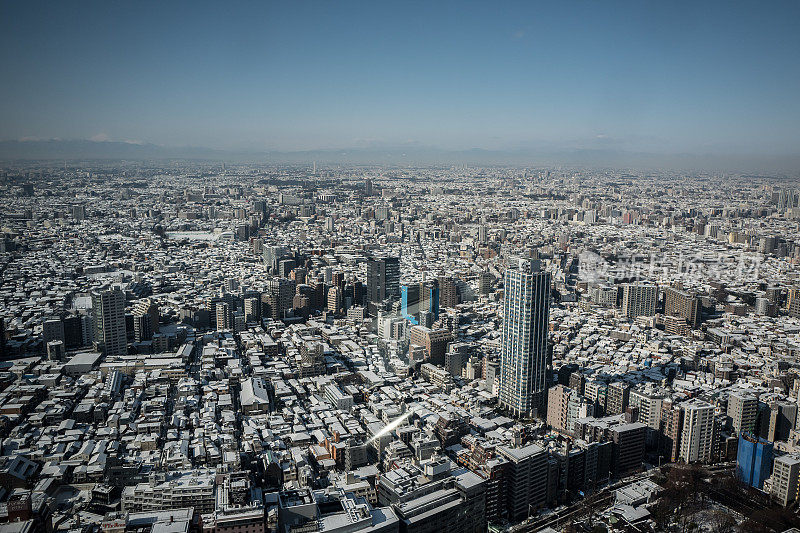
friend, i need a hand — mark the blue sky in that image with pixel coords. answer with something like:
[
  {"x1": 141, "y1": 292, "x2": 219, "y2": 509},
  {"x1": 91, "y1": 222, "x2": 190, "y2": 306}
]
[{"x1": 1, "y1": 1, "x2": 798, "y2": 155}]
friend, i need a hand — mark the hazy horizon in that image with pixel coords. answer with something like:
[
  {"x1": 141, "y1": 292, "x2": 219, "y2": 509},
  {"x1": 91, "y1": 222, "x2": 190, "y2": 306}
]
[{"x1": 1, "y1": 138, "x2": 800, "y2": 174}]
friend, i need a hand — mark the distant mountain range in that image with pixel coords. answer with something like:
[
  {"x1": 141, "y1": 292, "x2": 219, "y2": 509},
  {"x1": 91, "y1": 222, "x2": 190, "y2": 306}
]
[{"x1": 1, "y1": 139, "x2": 798, "y2": 173}]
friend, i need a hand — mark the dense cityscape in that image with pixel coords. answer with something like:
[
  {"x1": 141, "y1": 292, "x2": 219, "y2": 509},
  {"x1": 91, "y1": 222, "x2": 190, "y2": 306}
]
[{"x1": 2, "y1": 162, "x2": 800, "y2": 533}]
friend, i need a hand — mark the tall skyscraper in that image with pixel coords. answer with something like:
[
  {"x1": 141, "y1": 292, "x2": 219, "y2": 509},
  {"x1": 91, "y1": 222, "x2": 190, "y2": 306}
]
[
  {"x1": 366, "y1": 256, "x2": 399, "y2": 314},
  {"x1": 498, "y1": 259, "x2": 551, "y2": 418},
  {"x1": 91, "y1": 286, "x2": 127, "y2": 356}
]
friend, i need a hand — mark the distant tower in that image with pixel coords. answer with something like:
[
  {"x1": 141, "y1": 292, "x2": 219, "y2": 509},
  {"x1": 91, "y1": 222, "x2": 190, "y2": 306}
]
[{"x1": 498, "y1": 259, "x2": 551, "y2": 418}]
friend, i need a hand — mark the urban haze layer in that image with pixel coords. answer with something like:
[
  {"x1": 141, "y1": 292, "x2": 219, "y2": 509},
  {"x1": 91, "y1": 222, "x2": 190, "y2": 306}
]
[{"x1": 3, "y1": 162, "x2": 800, "y2": 533}]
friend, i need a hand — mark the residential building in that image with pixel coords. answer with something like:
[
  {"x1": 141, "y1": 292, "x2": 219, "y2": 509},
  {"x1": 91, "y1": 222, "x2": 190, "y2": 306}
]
[{"x1": 498, "y1": 259, "x2": 551, "y2": 418}]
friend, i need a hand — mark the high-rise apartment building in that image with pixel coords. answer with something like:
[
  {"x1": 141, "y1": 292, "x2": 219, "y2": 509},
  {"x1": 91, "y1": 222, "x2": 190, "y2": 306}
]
[
  {"x1": 216, "y1": 302, "x2": 234, "y2": 331},
  {"x1": 80, "y1": 313, "x2": 95, "y2": 346},
  {"x1": 547, "y1": 385, "x2": 594, "y2": 435},
  {"x1": 62, "y1": 314, "x2": 83, "y2": 348},
  {"x1": 42, "y1": 317, "x2": 65, "y2": 346},
  {"x1": 496, "y1": 444, "x2": 549, "y2": 521},
  {"x1": 659, "y1": 399, "x2": 684, "y2": 461},
  {"x1": 278, "y1": 258, "x2": 296, "y2": 279},
  {"x1": 264, "y1": 278, "x2": 295, "y2": 320},
  {"x1": 208, "y1": 293, "x2": 237, "y2": 329},
  {"x1": 91, "y1": 287, "x2": 127, "y2": 356},
  {"x1": 498, "y1": 259, "x2": 551, "y2": 418},
  {"x1": 762, "y1": 401, "x2": 798, "y2": 442},
  {"x1": 727, "y1": 391, "x2": 758, "y2": 435},
  {"x1": 629, "y1": 388, "x2": 664, "y2": 431},
  {"x1": 610, "y1": 423, "x2": 647, "y2": 477},
  {"x1": 439, "y1": 275, "x2": 459, "y2": 308},
  {"x1": 771, "y1": 455, "x2": 800, "y2": 506},
  {"x1": 478, "y1": 271, "x2": 493, "y2": 296},
  {"x1": 621, "y1": 283, "x2": 657, "y2": 318},
  {"x1": 327, "y1": 286, "x2": 342, "y2": 314},
  {"x1": 409, "y1": 325, "x2": 453, "y2": 365},
  {"x1": 47, "y1": 340, "x2": 65, "y2": 361},
  {"x1": 605, "y1": 382, "x2": 630, "y2": 416},
  {"x1": 290, "y1": 267, "x2": 307, "y2": 285},
  {"x1": 591, "y1": 285, "x2": 617, "y2": 308},
  {"x1": 263, "y1": 245, "x2": 289, "y2": 274},
  {"x1": 664, "y1": 286, "x2": 700, "y2": 327},
  {"x1": 679, "y1": 399, "x2": 715, "y2": 463},
  {"x1": 789, "y1": 287, "x2": 800, "y2": 319},
  {"x1": 243, "y1": 296, "x2": 261, "y2": 323},
  {"x1": 132, "y1": 298, "x2": 159, "y2": 342}
]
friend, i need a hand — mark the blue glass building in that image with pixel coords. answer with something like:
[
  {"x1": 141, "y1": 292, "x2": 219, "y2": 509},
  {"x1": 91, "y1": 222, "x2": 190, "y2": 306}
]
[
  {"x1": 401, "y1": 282, "x2": 439, "y2": 325},
  {"x1": 737, "y1": 432, "x2": 773, "y2": 489}
]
